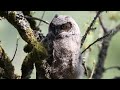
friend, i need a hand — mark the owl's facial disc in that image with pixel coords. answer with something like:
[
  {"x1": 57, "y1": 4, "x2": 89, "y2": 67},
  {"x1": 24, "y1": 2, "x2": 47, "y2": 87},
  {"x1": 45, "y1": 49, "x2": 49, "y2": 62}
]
[{"x1": 49, "y1": 22, "x2": 72, "y2": 36}]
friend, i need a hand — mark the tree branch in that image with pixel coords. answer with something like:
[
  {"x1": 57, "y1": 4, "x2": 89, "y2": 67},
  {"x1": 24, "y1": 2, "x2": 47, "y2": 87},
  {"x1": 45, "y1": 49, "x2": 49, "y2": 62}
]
[
  {"x1": 21, "y1": 11, "x2": 49, "y2": 79},
  {"x1": 93, "y1": 24, "x2": 120, "y2": 79},
  {"x1": 0, "y1": 11, "x2": 48, "y2": 60},
  {"x1": 0, "y1": 11, "x2": 49, "y2": 79},
  {"x1": 10, "y1": 37, "x2": 20, "y2": 62},
  {"x1": 37, "y1": 11, "x2": 46, "y2": 27},
  {"x1": 0, "y1": 45, "x2": 15, "y2": 79},
  {"x1": 105, "y1": 66, "x2": 120, "y2": 71},
  {"x1": 24, "y1": 15, "x2": 49, "y2": 25},
  {"x1": 89, "y1": 60, "x2": 96, "y2": 79},
  {"x1": 98, "y1": 15, "x2": 108, "y2": 33},
  {"x1": 81, "y1": 11, "x2": 103, "y2": 48},
  {"x1": 81, "y1": 31, "x2": 112, "y2": 54}
]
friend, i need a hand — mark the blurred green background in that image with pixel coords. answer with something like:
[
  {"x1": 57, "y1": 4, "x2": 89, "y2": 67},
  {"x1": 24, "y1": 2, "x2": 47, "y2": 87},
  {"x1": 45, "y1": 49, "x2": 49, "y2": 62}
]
[{"x1": 0, "y1": 11, "x2": 120, "y2": 79}]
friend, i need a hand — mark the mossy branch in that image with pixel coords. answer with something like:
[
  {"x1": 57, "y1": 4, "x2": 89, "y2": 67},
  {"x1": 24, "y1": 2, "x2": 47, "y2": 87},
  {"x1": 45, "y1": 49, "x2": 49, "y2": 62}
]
[
  {"x1": 0, "y1": 11, "x2": 48, "y2": 60},
  {"x1": 0, "y1": 45, "x2": 15, "y2": 79},
  {"x1": 21, "y1": 51, "x2": 50, "y2": 79},
  {"x1": 21, "y1": 11, "x2": 49, "y2": 79}
]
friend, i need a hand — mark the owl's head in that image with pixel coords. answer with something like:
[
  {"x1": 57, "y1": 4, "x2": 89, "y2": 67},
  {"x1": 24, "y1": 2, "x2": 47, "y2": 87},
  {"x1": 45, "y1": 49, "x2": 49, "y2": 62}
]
[{"x1": 49, "y1": 14, "x2": 80, "y2": 37}]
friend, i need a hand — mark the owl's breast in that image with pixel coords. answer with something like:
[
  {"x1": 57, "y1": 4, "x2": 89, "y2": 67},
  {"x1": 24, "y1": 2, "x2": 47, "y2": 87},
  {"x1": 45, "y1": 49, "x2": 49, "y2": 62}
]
[
  {"x1": 53, "y1": 35, "x2": 80, "y2": 52},
  {"x1": 50, "y1": 35, "x2": 81, "y2": 79}
]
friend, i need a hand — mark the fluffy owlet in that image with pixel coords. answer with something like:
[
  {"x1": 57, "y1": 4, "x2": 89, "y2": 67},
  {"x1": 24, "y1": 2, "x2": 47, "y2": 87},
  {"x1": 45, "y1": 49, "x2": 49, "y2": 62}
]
[{"x1": 44, "y1": 15, "x2": 84, "y2": 79}]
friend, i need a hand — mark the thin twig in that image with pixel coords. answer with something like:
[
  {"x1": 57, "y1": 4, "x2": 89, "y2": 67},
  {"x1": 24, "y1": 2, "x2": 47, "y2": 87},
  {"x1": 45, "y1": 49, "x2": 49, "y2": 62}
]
[
  {"x1": 82, "y1": 60, "x2": 88, "y2": 77},
  {"x1": 99, "y1": 16, "x2": 107, "y2": 33},
  {"x1": 37, "y1": 11, "x2": 46, "y2": 27},
  {"x1": 89, "y1": 60, "x2": 96, "y2": 79},
  {"x1": 81, "y1": 11, "x2": 102, "y2": 48},
  {"x1": 24, "y1": 15, "x2": 49, "y2": 25},
  {"x1": 105, "y1": 66, "x2": 120, "y2": 71},
  {"x1": 10, "y1": 37, "x2": 20, "y2": 62},
  {"x1": 81, "y1": 31, "x2": 112, "y2": 54}
]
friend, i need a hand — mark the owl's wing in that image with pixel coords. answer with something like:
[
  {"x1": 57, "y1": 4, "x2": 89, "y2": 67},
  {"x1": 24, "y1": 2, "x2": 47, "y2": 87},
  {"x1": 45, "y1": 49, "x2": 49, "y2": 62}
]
[{"x1": 42, "y1": 31, "x2": 55, "y2": 66}]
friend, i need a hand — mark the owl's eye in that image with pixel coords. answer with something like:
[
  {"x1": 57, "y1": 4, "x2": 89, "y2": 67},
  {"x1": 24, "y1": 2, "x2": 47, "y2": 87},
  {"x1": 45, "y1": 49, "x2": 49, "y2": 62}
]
[{"x1": 61, "y1": 22, "x2": 72, "y2": 31}]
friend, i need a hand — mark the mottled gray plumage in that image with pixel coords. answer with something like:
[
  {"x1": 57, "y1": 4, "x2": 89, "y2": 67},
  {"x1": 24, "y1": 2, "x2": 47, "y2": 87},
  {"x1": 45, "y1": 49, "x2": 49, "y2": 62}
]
[{"x1": 45, "y1": 15, "x2": 84, "y2": 79}]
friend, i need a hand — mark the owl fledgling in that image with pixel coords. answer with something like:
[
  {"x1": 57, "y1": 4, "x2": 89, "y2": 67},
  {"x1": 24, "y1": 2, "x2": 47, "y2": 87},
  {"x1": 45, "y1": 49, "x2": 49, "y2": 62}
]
[{"x1": 45, "y1": 15, "x2": 84, "y2": 79}]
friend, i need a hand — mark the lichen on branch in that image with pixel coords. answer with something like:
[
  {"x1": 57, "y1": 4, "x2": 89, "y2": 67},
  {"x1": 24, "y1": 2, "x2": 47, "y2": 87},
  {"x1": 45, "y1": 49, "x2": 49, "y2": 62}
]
[{"x1": 0, "y1": 11, "x2": 48, "y2": 60}]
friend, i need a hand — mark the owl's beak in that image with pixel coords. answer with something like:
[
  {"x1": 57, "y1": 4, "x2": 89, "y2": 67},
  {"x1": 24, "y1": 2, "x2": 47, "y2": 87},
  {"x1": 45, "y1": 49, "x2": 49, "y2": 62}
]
[{"x1": 55, "y1": 29, "x2": 64, "y2": 36}]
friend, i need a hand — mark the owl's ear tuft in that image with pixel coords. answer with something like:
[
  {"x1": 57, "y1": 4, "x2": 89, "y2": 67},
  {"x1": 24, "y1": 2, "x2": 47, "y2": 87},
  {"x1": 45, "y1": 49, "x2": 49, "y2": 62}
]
[{"x1": 54, "y1": 14, "x2": 58, "y2": 18}]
